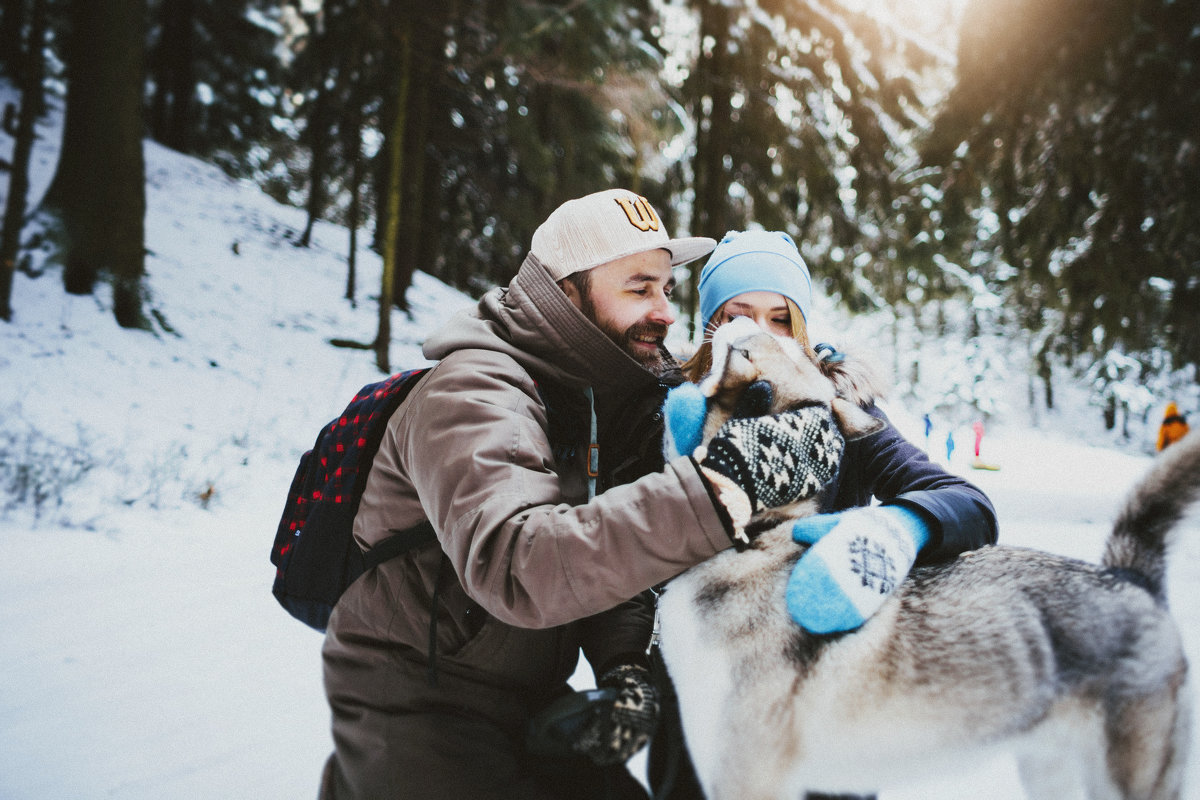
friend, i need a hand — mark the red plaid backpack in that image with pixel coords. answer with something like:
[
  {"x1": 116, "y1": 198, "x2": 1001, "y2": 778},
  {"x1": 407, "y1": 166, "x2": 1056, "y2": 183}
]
[{"x1": 269, "y1": 368, "x2": 435, "y2": 631}]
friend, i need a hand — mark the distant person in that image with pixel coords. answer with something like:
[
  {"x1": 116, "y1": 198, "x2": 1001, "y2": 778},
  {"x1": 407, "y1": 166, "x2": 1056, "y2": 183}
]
[
  {"x1": 973, "y1": 420, "x2": 985, "y2": 458},
  {"x1": 1157, "y1": 403, "x2": 1190, "y2": 452},
  {"x1": 946, "y1": 429, "x2": 956, "y2": 462},
  {"x1": 923, "y1": 413, "x2": 932, "y2": 448}
]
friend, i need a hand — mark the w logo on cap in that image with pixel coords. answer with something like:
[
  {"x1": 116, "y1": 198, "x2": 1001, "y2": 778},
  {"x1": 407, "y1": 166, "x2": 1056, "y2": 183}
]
[
  {"x1": 613, "y1": 195, "x2": 661, "y2": 232},
  {"x1": 530, "y1": 188, "x2": 715, "y2": 281}
]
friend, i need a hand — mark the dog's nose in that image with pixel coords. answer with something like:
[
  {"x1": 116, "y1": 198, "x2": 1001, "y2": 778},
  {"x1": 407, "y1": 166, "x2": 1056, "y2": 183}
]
[{"x1": 733, "y1": 380, "x2": 775, "y2": 418}]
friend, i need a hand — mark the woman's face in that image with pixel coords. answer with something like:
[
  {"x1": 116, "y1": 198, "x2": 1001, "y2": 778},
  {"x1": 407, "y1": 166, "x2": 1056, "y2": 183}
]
[{"x1": 713, "y1": 291, "x2": 792, "y2": 338}]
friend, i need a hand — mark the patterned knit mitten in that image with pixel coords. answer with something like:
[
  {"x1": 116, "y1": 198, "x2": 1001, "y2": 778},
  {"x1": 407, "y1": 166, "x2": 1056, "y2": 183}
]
[
  {"x1": 571, "y1": 663, "x2": 661, "y2": 766},
  {"x1": 700, "y1": 407, "x2": 844, "y2": 516},
  {"x1": 786, "y1": 505, "x2": 931, "y2": 634}
]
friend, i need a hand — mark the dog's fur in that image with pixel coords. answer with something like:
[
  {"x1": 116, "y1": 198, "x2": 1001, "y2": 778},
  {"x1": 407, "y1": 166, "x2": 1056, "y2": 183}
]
[{"x1": 658, "y1": 325, "x2": 1200, "y2": 800}]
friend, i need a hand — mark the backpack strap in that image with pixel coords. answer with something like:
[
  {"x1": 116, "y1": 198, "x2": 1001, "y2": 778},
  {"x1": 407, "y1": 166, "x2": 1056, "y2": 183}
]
[
  {"x1": 363, "y1": 521, "x2": 437, "y2": 571},
  {"x1": 584, "y1": 386, "x2": 599, "y2": 500}
]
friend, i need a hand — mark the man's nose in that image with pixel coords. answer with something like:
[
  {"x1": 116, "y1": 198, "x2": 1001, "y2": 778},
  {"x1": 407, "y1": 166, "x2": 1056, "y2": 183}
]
[{"x1": 649, "y1": 293, "x2": 676, "y2": 325}]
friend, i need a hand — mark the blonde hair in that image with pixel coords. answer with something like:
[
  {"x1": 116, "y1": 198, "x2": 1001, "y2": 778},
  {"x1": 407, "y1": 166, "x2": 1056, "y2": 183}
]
[{"x1": 681, "y1": 296, "x2": 811, "y2": 382}]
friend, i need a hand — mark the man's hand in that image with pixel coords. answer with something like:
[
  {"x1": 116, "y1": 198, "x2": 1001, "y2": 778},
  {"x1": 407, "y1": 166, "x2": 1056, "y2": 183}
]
[
  {"x1": 787, "y1": 505, "x2": 932, "y2": 634},
  {"x1": 571, "y1": 663, "x2": 660, "y2": 766},
  {"x1": 699, "y1": 407, "x2": 844, "y2": 540}
]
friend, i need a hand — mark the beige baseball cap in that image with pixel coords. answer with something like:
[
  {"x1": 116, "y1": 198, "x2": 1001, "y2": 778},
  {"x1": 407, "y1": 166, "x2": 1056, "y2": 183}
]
[{"x1": 531, "y1": 189, "x2": 717, "y2": 281}]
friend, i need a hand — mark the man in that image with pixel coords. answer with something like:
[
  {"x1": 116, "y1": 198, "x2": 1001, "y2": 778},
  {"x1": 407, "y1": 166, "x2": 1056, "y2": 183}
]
[{"x1": 320, "y1": 189, "x2": 813, "y2": 799}]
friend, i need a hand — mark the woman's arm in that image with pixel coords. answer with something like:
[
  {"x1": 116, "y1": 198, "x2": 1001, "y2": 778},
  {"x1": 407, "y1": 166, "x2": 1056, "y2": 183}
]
[{"x1": 833, "y1": 405, "x2": 998, "y2": 562}]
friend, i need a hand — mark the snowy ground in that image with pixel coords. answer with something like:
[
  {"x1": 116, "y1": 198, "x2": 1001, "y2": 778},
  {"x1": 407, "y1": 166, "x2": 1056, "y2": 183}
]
[{"x1": 3, "y1": 85, "x2": 1200, "y2": 799}]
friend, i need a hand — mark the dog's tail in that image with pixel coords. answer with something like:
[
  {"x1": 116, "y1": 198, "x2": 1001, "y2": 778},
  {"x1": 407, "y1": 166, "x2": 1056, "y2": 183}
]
[{"x1": 1102, "y1": 431, "x2": 1200, "y2": 601}]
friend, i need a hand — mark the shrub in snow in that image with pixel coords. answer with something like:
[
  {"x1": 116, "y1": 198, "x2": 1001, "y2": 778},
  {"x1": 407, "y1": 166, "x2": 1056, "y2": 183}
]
[{"x1": 0, "y1": 415, "x2": 96, "y2": 520}]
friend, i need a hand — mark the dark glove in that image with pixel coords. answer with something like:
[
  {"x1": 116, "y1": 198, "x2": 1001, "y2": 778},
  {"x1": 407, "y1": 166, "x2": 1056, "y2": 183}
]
[{"x1": 571, "y1": 663, "x2": 661, "y2": 766}]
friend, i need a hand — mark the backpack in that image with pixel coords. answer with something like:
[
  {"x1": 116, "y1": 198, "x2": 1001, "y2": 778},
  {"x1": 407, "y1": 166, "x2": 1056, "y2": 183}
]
[
  {"x1": 269, "y1": 365, "x2": 590, "y2": 632},
  {"x1": 269, "y1": 367, "x2": 438, "y2": 631}
]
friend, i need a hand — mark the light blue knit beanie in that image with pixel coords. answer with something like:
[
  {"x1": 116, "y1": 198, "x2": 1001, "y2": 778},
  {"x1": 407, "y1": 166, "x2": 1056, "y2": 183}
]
[{"x1": 697, "y1": 230, "x2": 813, "y2": 333}]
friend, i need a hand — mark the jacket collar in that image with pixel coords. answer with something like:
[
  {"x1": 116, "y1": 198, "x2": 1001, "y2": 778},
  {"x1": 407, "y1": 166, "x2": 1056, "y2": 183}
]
[{"x1": 424, "y1": 254, "x2": 674, "y2": 395}]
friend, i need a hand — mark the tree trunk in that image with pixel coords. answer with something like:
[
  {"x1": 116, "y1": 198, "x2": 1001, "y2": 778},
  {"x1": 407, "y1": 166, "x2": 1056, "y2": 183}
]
[
  {"x1": 376, "y1": 17, "x2": 413, "y2": 373},
  {"x1": 891, "y1": 312, "x2": 902, "y2": 389},
  {"x1": 299, "y1": 80, "x2": 331, "y2": 248},
  {"x1": 0, "y1": 0, "x2": 26, "y2": 80},
  {"x1": 392, "y1": 15, "x2": 439, "y2": 311},
  {"x1": 1036, "y1": 340, "x2": 1054, "y2": 410},
  {"x1": 415, "y1": 125, "x2": 441, "y2": 287},
  {"x1": 148, "y1": 0, "x2": 195, "y2": 151},
  {"x1": 687, "y1": 0, "x2": 734, "y2": 340},
  {"x1": 345, "y1": 112, "x2": 363, "y2": 306},
  {"x1": 43, "y1": 0, "x2": 148, "y2": 329},
  {"x1": 0, "y1": 0, "x2": 46, "y2": 322}
]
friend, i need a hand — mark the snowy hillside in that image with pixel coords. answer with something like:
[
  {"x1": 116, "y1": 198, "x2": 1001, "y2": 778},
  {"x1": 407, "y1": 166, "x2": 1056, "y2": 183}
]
[
  {"x1": 2, "y1": 85, "x2": 1200, "y2": 800},
  {"x1": 0, "y1": 86, "x2": 478, "y2": 799}
]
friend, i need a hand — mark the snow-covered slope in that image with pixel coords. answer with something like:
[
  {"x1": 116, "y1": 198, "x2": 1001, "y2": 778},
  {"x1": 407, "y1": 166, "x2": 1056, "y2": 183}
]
[{"x1": 2, "y1": 84, "x2": 1199, "y2": 800}]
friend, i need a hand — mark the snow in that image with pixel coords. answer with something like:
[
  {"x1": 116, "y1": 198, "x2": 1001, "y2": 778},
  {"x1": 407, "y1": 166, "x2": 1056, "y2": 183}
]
[{"x1": 3, "y1": 85, "x2": 1200, "y2": 800}]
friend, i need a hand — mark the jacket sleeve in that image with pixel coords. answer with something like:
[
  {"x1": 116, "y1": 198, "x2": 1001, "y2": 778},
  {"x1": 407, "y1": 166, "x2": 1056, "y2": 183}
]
[
  {"x1": 837, "y1": 405, "x2": 998, "y2": 563},
  {"x1": 578, "y1": 591, "x2": 656, "y2": 675},
  {"x1": 393, "y1": 350, "x2": 732, "y2": 629}
]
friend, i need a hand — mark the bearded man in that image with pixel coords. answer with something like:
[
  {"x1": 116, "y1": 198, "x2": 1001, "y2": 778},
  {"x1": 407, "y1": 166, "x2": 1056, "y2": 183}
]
[{"x1": 319, "y1": 190, "x2": 819, "y2": 799}]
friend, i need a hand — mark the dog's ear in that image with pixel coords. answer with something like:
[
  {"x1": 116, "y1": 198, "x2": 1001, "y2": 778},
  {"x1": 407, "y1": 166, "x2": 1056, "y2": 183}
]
[
  {"x1": 817, "y1": 346, "x2": 887, "y2": 408},
  {"x1": 831, "y1": 397, "x2": 886, "y2": 441}
]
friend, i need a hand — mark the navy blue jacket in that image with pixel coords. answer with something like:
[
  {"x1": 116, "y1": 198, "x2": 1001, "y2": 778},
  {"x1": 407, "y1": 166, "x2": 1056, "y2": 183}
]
[{"x1": 823, "y1": 405, "x2": 998, "y2": 562}]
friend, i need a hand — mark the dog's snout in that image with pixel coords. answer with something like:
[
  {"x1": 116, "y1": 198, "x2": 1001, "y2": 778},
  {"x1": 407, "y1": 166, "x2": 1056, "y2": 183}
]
[{"x1": 733, "y1": 380, "x2": 775, "y2": 418}]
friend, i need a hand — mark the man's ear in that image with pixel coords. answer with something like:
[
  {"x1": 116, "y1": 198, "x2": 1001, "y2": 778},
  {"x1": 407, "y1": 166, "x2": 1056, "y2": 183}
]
[{"x1": 559, "y1": 276, "x2": 584, "y2": 311}]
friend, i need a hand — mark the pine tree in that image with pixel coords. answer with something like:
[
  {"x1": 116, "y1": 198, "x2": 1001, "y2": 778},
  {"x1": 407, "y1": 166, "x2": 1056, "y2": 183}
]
[
  {"x1": 928, "y1": 0, "x2": 1200, "y2": 378},
  {"x1": 0, "y1": 0, "x2": 27, "y2": 79},
  {"x1": 145, "y1": 0, "x2": 286, "y2": 174},
  {"x1": 147, "y1": 0, "x2": 196, "y2": 151},
  {"x1": 41, "y1": 0, "x2": 149, "y2": 329},
  {"x1": 680, "y1": 0, "x2": 943, "y2": 335},
  {"x1": 0, "y1": 0, "x2": 48, "y2": 321}
]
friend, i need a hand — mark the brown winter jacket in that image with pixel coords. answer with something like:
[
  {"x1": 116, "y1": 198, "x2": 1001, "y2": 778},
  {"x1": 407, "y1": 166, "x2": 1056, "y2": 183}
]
[{"x1": 327, "y1": 253, "x2": 731, "y2": 697}]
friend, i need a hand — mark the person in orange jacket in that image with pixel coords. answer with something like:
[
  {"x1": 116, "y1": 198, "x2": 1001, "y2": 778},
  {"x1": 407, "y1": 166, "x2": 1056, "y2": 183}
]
[{"x1": 1157, "y1": 403, "x2": 1190, "y2": 451}]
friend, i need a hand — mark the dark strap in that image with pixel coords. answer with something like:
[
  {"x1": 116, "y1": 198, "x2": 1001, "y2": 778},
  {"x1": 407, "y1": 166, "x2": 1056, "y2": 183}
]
[
  {"x1": 362, "y1": 521, "x2": 438, "y2": 571},
  {"x1": 427, "y1": 553, "x2": 449, "y2": 688},
  {"x1": 652, "y1": 711, "x2": 683, "y2": 800},
  {"x1": 358, "y1": 521, "x2": 443, "y2": 686},
  {"x1": 648, "y1": 644, "x2": 684, "y2": 800}
]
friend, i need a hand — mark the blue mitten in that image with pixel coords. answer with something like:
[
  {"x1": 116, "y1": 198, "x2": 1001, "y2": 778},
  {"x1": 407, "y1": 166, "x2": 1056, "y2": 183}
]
[
  {"x1": 790, "y1": 513, "x2": 842, "y2": 545},
  {"x1": 786, "y1": 505, "x2": 932, "y2": 634},
  {"x1": 663, "y1": 382, "x2": 708, "y2": 459}
]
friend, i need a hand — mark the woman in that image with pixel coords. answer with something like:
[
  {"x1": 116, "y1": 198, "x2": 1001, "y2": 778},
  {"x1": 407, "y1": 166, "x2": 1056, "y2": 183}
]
[
  {"x1": 683, "y1": 230, "x2": 813, "y2": 379},
  {"x1": 649, "y1": 230, "x2": 999, "y2": 800}
]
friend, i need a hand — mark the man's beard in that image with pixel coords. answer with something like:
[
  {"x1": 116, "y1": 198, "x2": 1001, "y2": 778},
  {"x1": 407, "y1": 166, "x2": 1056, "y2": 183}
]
[{"x1": 578, "y1": 292, "x2": 672, "y2": 376}]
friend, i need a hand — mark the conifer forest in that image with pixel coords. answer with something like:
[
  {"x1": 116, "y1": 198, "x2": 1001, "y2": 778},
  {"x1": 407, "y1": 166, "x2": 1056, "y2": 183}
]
[{"x1": 1, "y1": 0, "x2": 1198, "y2": 423}]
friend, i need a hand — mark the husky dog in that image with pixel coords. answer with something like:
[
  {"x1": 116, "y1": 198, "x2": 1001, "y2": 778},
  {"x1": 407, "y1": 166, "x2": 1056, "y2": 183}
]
[{"x1": 657, "y1": 322, "x2": 1199, "y2": 800}]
